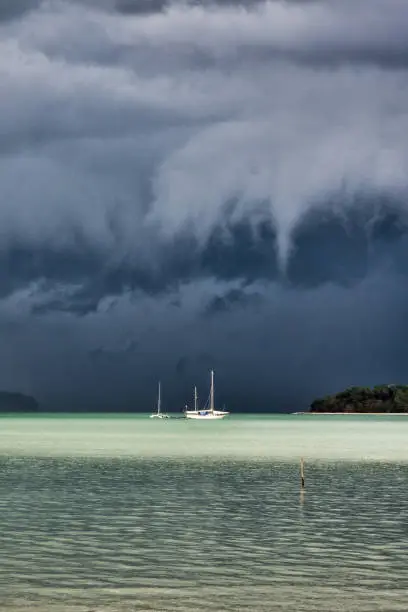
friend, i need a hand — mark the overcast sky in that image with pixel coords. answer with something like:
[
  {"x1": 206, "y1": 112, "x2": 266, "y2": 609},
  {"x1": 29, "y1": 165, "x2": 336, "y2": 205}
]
[{"x1": 1, "y1": 0, "x2": 408, "y2": 411}]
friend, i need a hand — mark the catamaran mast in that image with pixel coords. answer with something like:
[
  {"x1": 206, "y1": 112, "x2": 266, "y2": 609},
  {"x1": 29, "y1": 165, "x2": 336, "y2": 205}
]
[
  {"x1": 194, "y1": 386, "x2": 198, "y2": 412},
  {"x1": 210, "y1": 370, "x2": 214, "y2": 413},
  {"x1": 158, "y1": 381, "x2": 161, "y2": 415}
]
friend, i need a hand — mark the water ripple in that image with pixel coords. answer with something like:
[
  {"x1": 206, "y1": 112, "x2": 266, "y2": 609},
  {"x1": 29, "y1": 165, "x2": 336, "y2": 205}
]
[{"x1": 1, "y1": 458, "x2": 408, "y2": 610}]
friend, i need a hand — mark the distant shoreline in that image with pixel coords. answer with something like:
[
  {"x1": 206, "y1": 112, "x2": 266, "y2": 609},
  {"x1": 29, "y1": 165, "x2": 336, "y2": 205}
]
[{"x1": 294, "y1": 411, "x2": 408, "y2": 415}]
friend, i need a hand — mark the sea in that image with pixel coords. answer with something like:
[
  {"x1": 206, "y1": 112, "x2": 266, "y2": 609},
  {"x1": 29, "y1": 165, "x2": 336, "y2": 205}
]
[{"x1": 1, "y1": 414, "x2": 408, "y2": 611}]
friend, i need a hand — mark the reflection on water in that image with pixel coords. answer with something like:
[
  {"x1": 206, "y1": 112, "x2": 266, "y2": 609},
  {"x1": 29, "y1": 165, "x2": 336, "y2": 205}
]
[{"x1": 1, "y1": 457, "x2": 408, "y2": 611}]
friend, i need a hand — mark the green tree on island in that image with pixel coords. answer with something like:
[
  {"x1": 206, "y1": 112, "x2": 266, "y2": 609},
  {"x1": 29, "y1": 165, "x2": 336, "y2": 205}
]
[{"x1": 310, "y1": 385, "x2": 408, "y2": 413}]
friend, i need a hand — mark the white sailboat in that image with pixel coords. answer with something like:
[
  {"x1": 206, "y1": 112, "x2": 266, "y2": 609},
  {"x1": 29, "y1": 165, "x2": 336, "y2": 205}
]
[
  {"x1": 184, "y1": 385, "x2": 199, "y2": 417},
  {"x1": 185, "y1": 370, "x2": 229, "y2": 419},
  {"x1": 150, "y1": 381, "x2": 169, "y2": 418}
]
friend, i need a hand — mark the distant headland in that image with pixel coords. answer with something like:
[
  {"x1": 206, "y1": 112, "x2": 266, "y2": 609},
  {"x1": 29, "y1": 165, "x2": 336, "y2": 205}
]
[
  {"x1": 308, "y1": 385, "x2": 408, "y2": 414},
  {"x1": 0, "y1": 392, "x2": 39, "y2": 412}
]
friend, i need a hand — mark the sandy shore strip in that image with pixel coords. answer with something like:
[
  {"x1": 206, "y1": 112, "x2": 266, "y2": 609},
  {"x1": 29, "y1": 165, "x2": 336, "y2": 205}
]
[{"x1": 293, "y1": 412, "x2": 408, "y2": 415}]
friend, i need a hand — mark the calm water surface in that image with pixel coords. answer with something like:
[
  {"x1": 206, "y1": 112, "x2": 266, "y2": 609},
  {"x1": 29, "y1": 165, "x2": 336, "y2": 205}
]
[{"x1": 1, "y1": 415, "x2": 408, "y2": 611}]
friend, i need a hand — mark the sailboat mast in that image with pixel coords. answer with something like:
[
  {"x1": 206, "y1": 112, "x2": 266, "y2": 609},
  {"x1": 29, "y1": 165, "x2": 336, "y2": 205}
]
[
  {"x1": 158, "y1": 381, "x2": 161, "y2": 415},
  {"x1": 210, "y1": 370, "x2": 214, "y2": 413},
  {"x1": 194, "y1": 386, "x2": 198, "y2": 412}
]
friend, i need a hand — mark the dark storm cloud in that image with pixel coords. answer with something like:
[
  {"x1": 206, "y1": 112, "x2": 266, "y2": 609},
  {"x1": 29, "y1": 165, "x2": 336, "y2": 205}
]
[
  {"x1": 0, "y1": 0, "x2": 41, "y2": 21},
  {"x1": 203, "y1": 287, "x2": 263, "y2": 317},
  {"x1": 5, "y1": 1, "x2": 408, "y2": 74},
  {"x1": 6, "y1": 272, "x2": 406, "y2": 411},
  {"x1": 0, "y1": 183, "x2": 407, "y2": 299},
  {"x1": 1, "y1": 1, "x2": 408, "y2": 250},
  {"x1": 56, "y1": 0, "x2": 408, "y2": 70},
  {"x1": 0, "y1": 197, "x2": 406, "y2": 317},
  {"x1": 0, "y1": 0, "x2": 408, "y2": 409}
]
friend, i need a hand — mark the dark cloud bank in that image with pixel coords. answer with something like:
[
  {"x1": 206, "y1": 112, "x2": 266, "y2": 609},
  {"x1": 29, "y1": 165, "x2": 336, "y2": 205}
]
[{"x1": 0, "y1": 0, "x2": 408, "y2": 411}]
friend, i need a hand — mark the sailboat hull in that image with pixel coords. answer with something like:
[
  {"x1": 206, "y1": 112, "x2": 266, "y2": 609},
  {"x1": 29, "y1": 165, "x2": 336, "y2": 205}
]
[{"x1": 185, "y1": 410, "x2": 228, "y2": 420}]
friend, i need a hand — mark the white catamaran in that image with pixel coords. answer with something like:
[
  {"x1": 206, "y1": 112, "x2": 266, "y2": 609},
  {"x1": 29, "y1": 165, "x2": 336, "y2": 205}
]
[
  {"x1": 150, "y1": 381, "x2": 169, "y2": 418},
  {"x1": 185, "y1": 370, "x2": 229, "y2": 419}
]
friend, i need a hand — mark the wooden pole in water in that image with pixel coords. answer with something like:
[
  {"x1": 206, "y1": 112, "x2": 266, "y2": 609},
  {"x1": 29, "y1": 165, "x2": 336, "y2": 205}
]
[{"x1": 300, "y1": 457, "x2": 305, "y2": 489}]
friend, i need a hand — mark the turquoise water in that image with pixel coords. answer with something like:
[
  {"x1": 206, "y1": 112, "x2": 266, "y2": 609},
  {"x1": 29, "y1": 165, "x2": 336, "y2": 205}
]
[
  {"x1": 1, "y1": 415, "x2": 408, "y2": 611},
  {"x1": 1, "y1": 413, "x2": 408, "y2": 461}
]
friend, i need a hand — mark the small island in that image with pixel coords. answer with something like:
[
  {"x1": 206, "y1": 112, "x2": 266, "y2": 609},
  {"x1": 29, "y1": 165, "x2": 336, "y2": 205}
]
[
  {"x1": 0, "y1": 391, "x2": 39, "y2": 413},
  {"x1": 309, "y1": 385, "x2": 408, "y2": 413}
]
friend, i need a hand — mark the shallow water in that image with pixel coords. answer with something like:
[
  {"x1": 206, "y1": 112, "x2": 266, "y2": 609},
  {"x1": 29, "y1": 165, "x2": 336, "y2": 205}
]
[
  {"x1": 1, "y1": 413, "x2": 408, "y2": 461},
  {"x1": 1, "y1": 415, "x2": 408, "y2": 611}
]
